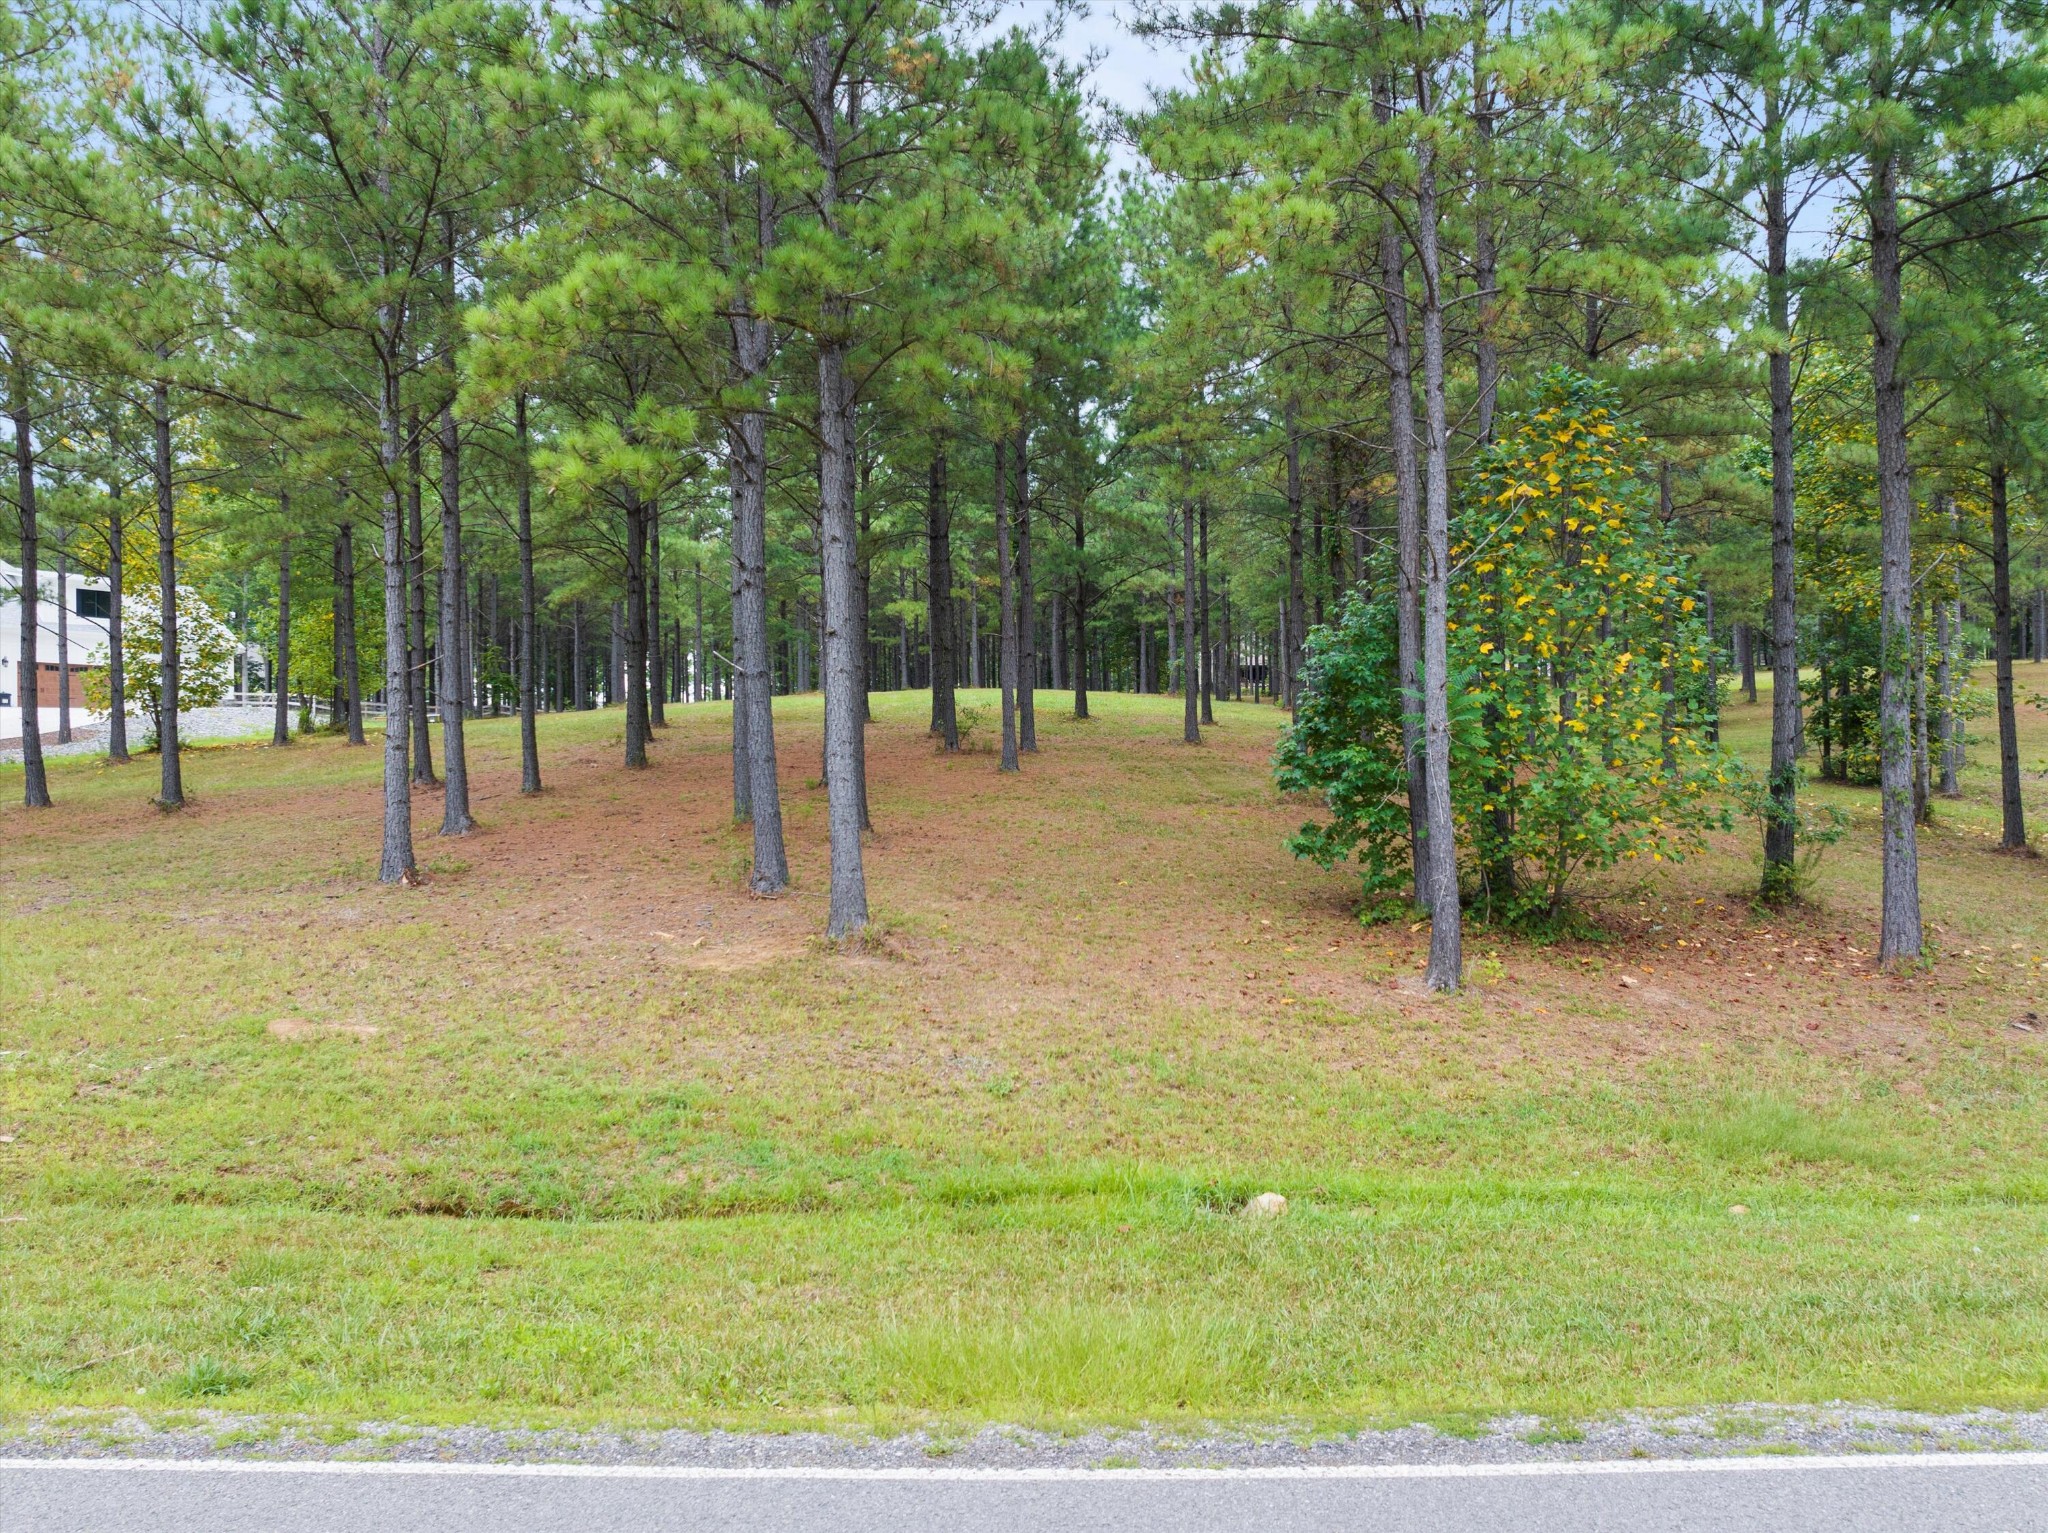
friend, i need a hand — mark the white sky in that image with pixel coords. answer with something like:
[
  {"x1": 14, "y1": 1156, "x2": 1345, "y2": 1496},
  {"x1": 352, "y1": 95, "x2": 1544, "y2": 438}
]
[
  {"x1": 996, "y1": 3, "x2": 1845, "y2": 257},
  {"x1": 995, "y1": 0, "x2": 1198, "y2": 176},
  {"x1": 1048, "y1": 0, "x2": 1192, "y2": 113}
]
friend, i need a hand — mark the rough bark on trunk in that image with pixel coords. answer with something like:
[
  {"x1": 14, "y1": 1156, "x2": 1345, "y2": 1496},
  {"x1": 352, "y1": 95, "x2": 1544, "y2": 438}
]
[
  {"x1": 1762, "y1": 127, "x2": 1800, "y2": 892},
  {"x1": 897, "y1": 572, "x2": 910, "y2": 691},
  {"x1": 1015, "y1": 428, "x2": 1036, "y2": 751},
  {"x1": 572, "y1": 599, "x2": 587, "y2": 709},
  {"x1": 55, "y1": 536, "x2": 70, "y2": 744},
  {"x1": 1868, "y1": 147, "x2": 1922, "y2": 962},
  {"x1": 1220, "y1": 576, "x2": 1235, "y2": 700},
  {"x1": 1472, "y1": 1, "x2": 1499, "y2": 447},
  {"x1": 1377, "y1": 79, "x2": 1430, "y2": 912},
  {"x1": 1049, "y1": 591, "x2": 1063, "y2": 691},
  {"x1": 967, "y1": 584, "x2": 979, "y2": 688},
  {"x1": 563, "y1": 601, "x2": 578, "y2": 708},
  {"x1": 375, "y1": 353, "x2": 416, "y2": 882},
  {"x1": 693, "y1": 560, "x2": 705, "y2": 703},
  {"x1": 516, "y1": 394, "x2": 541, "y2": 794},
  {"x1": 731, "y1": 541, "x2": 751, "y2": 820},
  {"x1": 273, "y1": 525, "x2": 291, "y2": 747},
  {"x1": 727, "y1": 168, "x2": 785, "y2": 883},
  {"x1": 649, "y1": 498, "x2": 666, "y2": 729},
  {"x1": 818, "y1": 333, "x2": 868, "y2": 936},
  {"x1": 152, "y1": 377, "x2": 184, "y2": 808},
  {"x1": 1416, "y1": 137, "x2": 1461, "y2": 992},
  {"x1": 996, "y1": 435, "x2": 1019, "y2": 772},
  {"x1": 12, "y1": 379, "x2": 50, "y2": 806},
  {"x1": 1198, "y1": 498, "x2": 1214, "y2": 725},
  {"x1": 1935, "y1": 589, "x2": 1958, "y2": 797},
  {"x1": 927, "y1": 449, "x2": 958, "y2": 744},
  {"x1": 1912, "y1": 599, "x2": 1931, "y2": 824},
  {"x1": 1275, "y1": 599, "x2": 1288, "y2": 706},
  {"x1": 1071, "y1": 505, "x2": 1091, "y2": 720},
  {"x1": 1990, "y1": 461, "x2": 2030, "y2": 851},
  {"x1": 1181, "y1": 503, "x2": 1200, "y2": 745},
  {"x1": 1283, "y1": 398, "x2": 1306, "y2": 714},
  {"x1": 407, "y1": 408, "x2": 434, "y2": 783},
  {"x1": 334, "y1": 525, "x2": 364, "y2": 745},
  {"x1": 623, "y1": 484, "x2": 649, "y2": 770},
  {"x1": 438, "y1": 398, "x2": 475, "y2": 830},
  {"x1": 106, "y1": 496, "x2": 127, "y2": 762},
  {"x1": 807, "y1": 36, "x2": 869, "y2": 902}
]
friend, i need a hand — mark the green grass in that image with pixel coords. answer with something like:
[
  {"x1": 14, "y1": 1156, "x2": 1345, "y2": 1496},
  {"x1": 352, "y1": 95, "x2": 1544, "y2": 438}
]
[
  {"x1": 8, "y1": 1195, "x2": 2046, "y2": 1426},
  {"x1": 2, "y1": 677, "x2": 2046, "y2": 1431},
  {"x1": 1663, "y1": 1094, "x2": 1906, "y2": 1170}
]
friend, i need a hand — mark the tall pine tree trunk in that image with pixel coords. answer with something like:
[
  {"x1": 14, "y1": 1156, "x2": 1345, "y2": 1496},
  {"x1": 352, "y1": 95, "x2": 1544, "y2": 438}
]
[
  {"x1": 731, "y1": 336, "x2": 787, "y2": 886},
  {"x1": 819, "y1": 333, "x2": 867, "y2": 936},
  {"x1": 1283, "y1": 398, "x2": 1306, "y2": 714},
  {"x1": 649, "y1": 499, "x2": 667, "y2": 729},
  {"x1": 516, "y1": 394, "x2": 541, "y2": 794},
  {"x1": 572, "y1": 599, "x2": 586, "y2": 709},
  {"x1": 1377, "y1": 79, "x2": 1429, "y2": 911},
  {"x1": 1472, "y1": 54, "x2": 1512, "y2": 903},
  {"x1": 371, "y1": 20, "x2": 414, "y2": 881},
  {"x1": 927, "y1": 447, "x2": 958, "y2": 746},
  {"x1": 1989, "y1": 459, "x2": 2029, "y2": 852},
  {"x1": 730, "y1": 539, "x2": 751, "y2": 819},
  {"x1": 1015, "y1": 427, "x2": 1037, "y2": 751},
  {"x1": 1198, "y1": 499, "x2": 1214, "y2": 725},
  {"x1": 1868, "y1": 147, "x2": 1922, "y2": 961},
  {"x1": 1181, "y1": 503, "x2": 1200, "y2": 744},
  {"x1": 1913, "y1": 598, "x2": 1931, "y2": 824},
  {"x1": 623, "y1": 484, "x2": 649, "y2": 770},
  {"x1": 106, "y1": 494, "x2": 127, "y2": 762},
  {"x1": 609, "y1": 601, "x2": 622, "y2": 705},
  {"x1": 375, "y1": 375, "x2": 415, "y2": 881},
  {"x1": 335, "y1": 524, "x2": 366, "y2": 745},
  {"x1": 1935, "y1": 590, "x2": 1958, "y2": 797},
  {"x1": 11, "y1": 373, "x2": 50, "y2": 806},
  {"x1": 1416, "y1": 137, "x2": 1461, "y2": 992},
  {"x1": 406, "y1": 408, "x2": 434, "y2": 783},
  {"x1": 996, "y1": 434, "x2": 1019, "y2": 772},
  {"x1": 55, "y1": 537, "x2": 69, "y2": 744},
  {"x1": 152, "y1": 375, "x2": 184, "y2": 808},
  {"x1": 1071, "y1": 503, "x2": 1090, "y2": 720},
  {"x1": 1762, "y1": 99, "x2": 1801, "y2": 897},
  {"x1": 1472, "y1": 22, "x2": 1499, "y2": 446},
  {"x1": 438, "y1": 397, "x2": 475, "y2": 829},
  {"x1": 273, "y1": 525, "x2": 291, "y2": 747},
  {"x1": 692, "y1": 559, "x2": 705, "y2": 703}
]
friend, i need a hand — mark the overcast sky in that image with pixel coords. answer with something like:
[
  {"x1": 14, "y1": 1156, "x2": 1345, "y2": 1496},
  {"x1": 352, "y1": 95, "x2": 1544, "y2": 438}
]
[
  {"x1": 994, "y1": 0, "x2": 1198, "y2": 176},
  {"x1": 1045, "y1": 0, "x2": 1190, "y2": 112}
]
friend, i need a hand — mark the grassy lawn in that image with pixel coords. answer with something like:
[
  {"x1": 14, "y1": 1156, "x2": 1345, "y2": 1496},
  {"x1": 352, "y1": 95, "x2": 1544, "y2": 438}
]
[{"x1": 3, "y1": 674, "x2": 2047, "y2": 1430}]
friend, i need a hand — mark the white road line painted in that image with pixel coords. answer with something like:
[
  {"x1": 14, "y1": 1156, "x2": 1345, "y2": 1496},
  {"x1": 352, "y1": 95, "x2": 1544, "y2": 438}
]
[{"x1": 6, "y1": 1452, "x2": 2047, "y2": 1483}]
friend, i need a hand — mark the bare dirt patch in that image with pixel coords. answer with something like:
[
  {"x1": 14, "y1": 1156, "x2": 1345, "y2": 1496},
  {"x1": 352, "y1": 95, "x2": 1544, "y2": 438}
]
[{"x1": 266, "y1": 1020, "x2": 381, "y2": 1041}]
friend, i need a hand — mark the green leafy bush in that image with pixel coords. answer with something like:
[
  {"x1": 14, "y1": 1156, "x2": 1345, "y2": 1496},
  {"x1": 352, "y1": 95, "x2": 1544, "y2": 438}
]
[{"x1": 1279, "y1": 372, "x2": 1740, "y2": 926}]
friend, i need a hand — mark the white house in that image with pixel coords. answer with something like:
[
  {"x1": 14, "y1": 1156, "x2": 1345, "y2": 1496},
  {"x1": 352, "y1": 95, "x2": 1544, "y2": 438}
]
[{"x1": 0, "y1": 558, "x2": 115, "y2": 746}]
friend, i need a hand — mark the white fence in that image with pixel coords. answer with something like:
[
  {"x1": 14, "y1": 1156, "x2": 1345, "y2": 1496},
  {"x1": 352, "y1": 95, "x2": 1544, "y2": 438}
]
[{"x1": 228, "y1": 692, "x2": 387, "y2": 723}]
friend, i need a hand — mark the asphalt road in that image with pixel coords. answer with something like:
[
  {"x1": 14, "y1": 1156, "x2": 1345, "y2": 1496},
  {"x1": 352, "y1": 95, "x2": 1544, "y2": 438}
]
[{"x1": 6, "y1": 1454, "x2": 2048, "y2": 1532}]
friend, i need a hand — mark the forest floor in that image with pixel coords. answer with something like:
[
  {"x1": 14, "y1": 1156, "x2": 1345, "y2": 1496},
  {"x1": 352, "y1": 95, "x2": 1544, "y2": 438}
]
[{"x1": 2, "y1": 671, "x2": 2046, "y2": 1435}]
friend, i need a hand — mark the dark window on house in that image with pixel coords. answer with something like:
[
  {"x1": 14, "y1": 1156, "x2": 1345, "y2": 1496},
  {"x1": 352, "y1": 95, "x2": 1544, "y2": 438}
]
[{"x1": 75, "y1": 588, "x2": 111, "y2": 620}]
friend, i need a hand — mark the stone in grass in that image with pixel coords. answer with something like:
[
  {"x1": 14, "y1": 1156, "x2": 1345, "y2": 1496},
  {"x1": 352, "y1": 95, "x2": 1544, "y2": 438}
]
[{"x1": 1242, "y1": 1192, "x2": 1288, "y2": 1218}]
